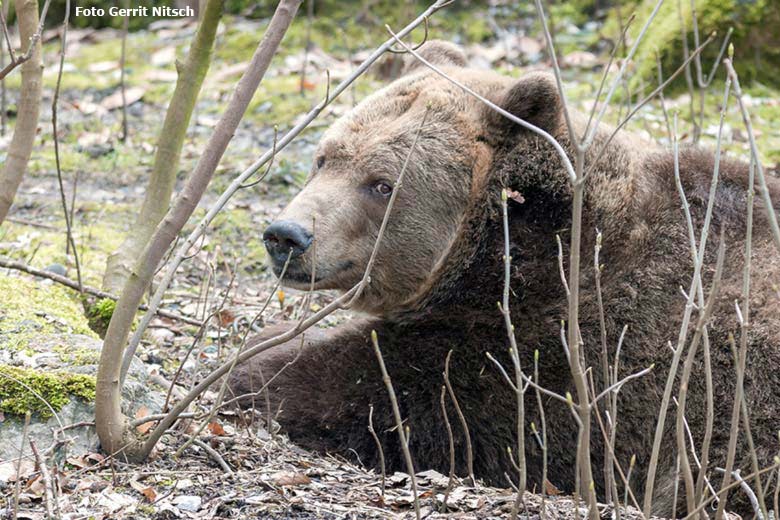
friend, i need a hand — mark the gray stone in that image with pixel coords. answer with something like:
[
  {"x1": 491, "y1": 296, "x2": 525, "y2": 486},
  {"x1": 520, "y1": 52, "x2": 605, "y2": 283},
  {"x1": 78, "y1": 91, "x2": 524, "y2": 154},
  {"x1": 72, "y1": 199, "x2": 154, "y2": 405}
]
[
  {"x1": 0, "y1": 334, "x2": 166, "y2": 466},
  {"x1": 172, "y1": 495, "x2": 202, "y2": 512}
]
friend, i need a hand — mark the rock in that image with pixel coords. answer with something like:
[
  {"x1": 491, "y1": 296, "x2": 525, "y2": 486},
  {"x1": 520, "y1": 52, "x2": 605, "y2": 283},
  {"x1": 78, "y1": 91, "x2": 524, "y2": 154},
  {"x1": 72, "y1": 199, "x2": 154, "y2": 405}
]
[
  {"x1": 172, "y1": 495, "x2": 202, "y2": 512},
  {"x1": 0, "y1": 277, "x2": 167, "y2": 466},
  {"x1": 43, "y1": 264, "x2": 67, "y2": 277}
]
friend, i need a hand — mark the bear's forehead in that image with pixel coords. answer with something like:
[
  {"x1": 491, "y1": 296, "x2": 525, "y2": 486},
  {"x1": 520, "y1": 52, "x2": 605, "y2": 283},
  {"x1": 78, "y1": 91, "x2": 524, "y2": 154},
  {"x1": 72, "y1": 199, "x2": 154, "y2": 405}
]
[{"x1": 318, "y1": 68, "x2": 510, "y2": 155}]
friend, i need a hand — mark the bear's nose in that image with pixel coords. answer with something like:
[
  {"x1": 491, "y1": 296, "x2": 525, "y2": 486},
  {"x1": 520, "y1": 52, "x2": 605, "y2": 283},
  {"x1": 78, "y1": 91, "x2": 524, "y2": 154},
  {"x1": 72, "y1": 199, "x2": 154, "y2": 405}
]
[{"x1": 263, "y1": 220, "x2": 313, "y2": 262}]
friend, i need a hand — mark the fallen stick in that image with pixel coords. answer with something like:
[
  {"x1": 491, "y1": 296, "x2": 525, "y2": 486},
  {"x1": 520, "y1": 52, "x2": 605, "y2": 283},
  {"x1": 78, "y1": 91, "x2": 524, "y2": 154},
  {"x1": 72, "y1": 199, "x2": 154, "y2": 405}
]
[{"x1": 0, "y1": 255, "x2": 203, "y2": 326}]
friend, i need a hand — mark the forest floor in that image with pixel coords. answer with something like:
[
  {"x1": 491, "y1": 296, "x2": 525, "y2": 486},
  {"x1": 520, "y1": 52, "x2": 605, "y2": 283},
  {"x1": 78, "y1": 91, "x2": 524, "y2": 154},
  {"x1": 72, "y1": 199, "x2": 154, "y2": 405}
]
[{"x1": 0, "y1": 1, "x2": 777, "y2": 518}]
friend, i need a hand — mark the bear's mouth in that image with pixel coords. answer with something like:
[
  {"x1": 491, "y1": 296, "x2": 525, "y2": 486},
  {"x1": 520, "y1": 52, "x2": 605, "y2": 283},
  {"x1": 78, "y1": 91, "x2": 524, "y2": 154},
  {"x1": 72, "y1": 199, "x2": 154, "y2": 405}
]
[{"x1": 272, "y1": 260, "x2": 355, "y2": 289}]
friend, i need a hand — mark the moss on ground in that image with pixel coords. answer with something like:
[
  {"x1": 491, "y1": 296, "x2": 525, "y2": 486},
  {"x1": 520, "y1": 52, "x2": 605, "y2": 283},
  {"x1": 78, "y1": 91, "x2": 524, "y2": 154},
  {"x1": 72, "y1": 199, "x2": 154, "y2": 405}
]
[
  {"x1": 85, "y1": 298, "x2": 117, "y2": 338},
  {"x1": 0, "y1": 364, "x2": 96, "y2": 417},
  {"x1": 53, "y1": 343, "x2": 101, "y2": 365},
  {"x1": 608, "y1": 0, "x2": 778, "y2": 90},
  {"x1": 0, "y1": 216, "x2": 130, "y2": 289},
  {"x1": 0, "y1": 277, "x2": 96, "y2": 352}
]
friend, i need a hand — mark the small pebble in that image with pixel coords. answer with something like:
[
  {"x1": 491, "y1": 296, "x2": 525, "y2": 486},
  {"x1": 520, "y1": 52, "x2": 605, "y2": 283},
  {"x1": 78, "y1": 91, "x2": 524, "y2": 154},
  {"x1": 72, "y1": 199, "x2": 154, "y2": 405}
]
[
  {"x1": 44, "y1": 263, "x2": 67, "y2": 276},
  {"x1": 173, "y1": 495, "x2": 202, "y2": 512}
]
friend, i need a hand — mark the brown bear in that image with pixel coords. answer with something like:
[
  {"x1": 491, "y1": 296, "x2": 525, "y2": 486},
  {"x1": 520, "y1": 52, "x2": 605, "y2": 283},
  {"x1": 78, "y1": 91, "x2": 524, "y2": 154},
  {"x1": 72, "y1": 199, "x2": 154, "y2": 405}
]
[{"x1": 229, "y1": 41, "x2": 780, "y2": 515}]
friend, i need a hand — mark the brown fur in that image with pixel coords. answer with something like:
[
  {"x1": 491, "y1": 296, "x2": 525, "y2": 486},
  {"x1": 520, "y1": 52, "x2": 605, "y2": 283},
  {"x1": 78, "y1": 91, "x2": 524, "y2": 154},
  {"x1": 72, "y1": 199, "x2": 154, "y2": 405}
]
[{"x1": 231, "y1": 41, "x2": 780, "y2": 516}]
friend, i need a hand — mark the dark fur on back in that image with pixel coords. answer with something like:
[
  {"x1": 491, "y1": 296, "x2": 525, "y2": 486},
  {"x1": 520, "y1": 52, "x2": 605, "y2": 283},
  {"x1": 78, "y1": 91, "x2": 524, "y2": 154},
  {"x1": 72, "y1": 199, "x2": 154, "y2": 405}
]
[{"x1": 229, "y1": 59, "x2": 780, "y2": 516}]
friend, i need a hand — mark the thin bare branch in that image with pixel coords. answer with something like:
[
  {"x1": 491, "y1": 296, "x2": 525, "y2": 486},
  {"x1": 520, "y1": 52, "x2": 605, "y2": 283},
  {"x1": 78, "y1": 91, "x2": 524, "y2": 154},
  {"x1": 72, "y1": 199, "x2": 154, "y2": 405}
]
[
  {"x1": 368, "y1": 404, "x2": 386, "y2": 497},
  {"x1": 371, "y1": 330, "x2": 420, "y2": 520}
]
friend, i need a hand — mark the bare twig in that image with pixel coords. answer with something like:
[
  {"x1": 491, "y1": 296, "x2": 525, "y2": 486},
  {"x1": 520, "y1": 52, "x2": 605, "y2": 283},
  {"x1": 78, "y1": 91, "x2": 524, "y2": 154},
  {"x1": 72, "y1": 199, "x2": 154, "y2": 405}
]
[
  {"x1": 444, "y1": 350, "x2": 475, "y2": 486},
  {"x1": 119, "y1": 0, "x2": 129, "y2": 141},
  {"x1": 370, "y1": 330, "x2": 420, "y2": 520},
  {"x1": 487, "y1": 352, "x2": 571, "y2": 407},
  {"x1": 584, "y1": 35, "x2": 715, "y2": 179},
  {"x1": 368, "y1": 404, "x2": 386, "y2": 497},
  {"x1": 12, "y1": 412, "x2": 31, "y2": 520},
  {"x1": 299, "y1": 0, "x2": 314, "y2": 94},
  {"x1": 584, "y1": 0, "x2": 665, "y2": 146},
  {"x1": 439, "y1": 385, "x2": 455, "y2": 512},
  {"x1": 715, "y1": 331, "x2": 749, "y2": 519},
  {"x1": 737, "y1": 151, "x2": 769, "y2": 517},
  {"x1": 723, "y1": 58, "x2": 780, "y2": 254},
  {"x1": 498, "y1": 189, "x2": 526, "y2": 513},
  {"x1": 387, "y1": 15, "x2": 430, "y2": 53},
  {"x1": 95, "y1": 0, "x2": 307, "y2": 457},
  {"x1": 51, "y1": 0, "x2": 82, "y2": 292},
  {"x1": 533, "y1": 350, "x2": 548, "y2": 517},
  {"x1": 684, "y1": 460, "x2": 780, "y2": 519},
  {"x1": 217, "y1": 336, "x2": 303, "y2": 412},
  {"x1": 584, "y1": 13, "x2": 636, "y2": 140},
  {"x1": 593, "y1": 229, "x2": 619, "y2": 507},
  {"x1": 643, "y1": 70, "x2": 726, "y2": 514},
  {"x1": 182, "y1": 435, "x2": 233, "y2": 474},
  {"x1": 29, "y1": 440, "x2": 58, "y2": 520},
  {"x1": 714, "y1": 468, "x2": 763, "y2": 519}
]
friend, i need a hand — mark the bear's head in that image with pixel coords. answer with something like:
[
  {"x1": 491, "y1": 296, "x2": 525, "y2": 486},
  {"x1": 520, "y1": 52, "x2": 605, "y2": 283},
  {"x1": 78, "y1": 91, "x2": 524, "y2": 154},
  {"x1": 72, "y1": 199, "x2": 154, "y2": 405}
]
[{"x1": 263, "y1": 41, "x2": 563, "y2": 315}]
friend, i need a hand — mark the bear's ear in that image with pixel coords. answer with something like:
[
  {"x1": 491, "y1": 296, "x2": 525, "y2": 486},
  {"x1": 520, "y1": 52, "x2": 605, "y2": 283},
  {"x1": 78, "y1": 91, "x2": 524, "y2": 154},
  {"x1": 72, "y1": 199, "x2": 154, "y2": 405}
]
[
  {"x1": 402, "y1": 40, "x2": 467, "y2": 75},
  {"x1": 483, "y1": 72, "x2": 562, "y2": 138}
]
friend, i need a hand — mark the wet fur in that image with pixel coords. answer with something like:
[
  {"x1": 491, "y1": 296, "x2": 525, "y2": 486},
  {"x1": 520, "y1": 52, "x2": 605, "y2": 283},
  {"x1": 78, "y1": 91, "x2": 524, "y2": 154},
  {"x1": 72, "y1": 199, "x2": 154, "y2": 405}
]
[{"x1": 230, "y1": 42, "x2": 780, "y2": 515}]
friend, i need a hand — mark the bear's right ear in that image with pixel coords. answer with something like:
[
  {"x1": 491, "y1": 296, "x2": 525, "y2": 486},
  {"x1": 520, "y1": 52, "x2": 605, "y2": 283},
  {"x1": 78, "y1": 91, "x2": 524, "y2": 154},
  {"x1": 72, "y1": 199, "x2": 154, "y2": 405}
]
[
  {"x1": 402, "y1": 40, "x2": 467, "y2": 75},
  {"x1": 483, "y1": 72, "x2": 562, "y2": 138}
]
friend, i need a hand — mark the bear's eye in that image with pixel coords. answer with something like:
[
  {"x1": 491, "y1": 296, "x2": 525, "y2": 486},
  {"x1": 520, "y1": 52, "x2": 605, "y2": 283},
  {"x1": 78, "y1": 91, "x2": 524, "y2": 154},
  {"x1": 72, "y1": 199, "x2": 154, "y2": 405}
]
[
  {"x1": 374, "y1": 181, "x2": 393, "y2": 197},
  {"x1": 316, "y1": 156, "x2": 326, "y2": 169}
]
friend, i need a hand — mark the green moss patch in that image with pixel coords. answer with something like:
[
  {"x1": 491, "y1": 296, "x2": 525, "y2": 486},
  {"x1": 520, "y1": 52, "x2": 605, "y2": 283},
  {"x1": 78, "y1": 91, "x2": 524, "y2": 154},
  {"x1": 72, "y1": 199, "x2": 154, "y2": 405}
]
[
  {"x1": 0, "y1": 277, "x2": 97, "y2": 351},
  {"x1": 0, "y1": 365, "x2": 96, "y2": 418},
  {"x1": 609, "y1": 0, "x2": 778, "y2": 90},
  {"x1": 86, "y1": 298, "x2": 117, "y2": 338}
]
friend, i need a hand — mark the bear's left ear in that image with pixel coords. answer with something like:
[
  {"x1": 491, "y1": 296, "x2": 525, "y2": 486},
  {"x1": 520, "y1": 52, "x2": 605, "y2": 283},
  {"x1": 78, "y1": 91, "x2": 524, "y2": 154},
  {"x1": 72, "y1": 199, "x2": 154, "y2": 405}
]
[
  {"x1": 402, "y1": 40, "x2": 467, "y2": 75},
  {"x1": 483, "y1": 72, "x2": 562, "y2": 138}
]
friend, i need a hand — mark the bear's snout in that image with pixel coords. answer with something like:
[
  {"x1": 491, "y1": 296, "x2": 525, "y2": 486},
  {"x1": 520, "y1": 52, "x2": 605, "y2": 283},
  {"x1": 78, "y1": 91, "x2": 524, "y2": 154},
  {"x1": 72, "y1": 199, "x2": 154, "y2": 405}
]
[{"x1": 263, "y1": 220, "x2": 313, "y2": 265}]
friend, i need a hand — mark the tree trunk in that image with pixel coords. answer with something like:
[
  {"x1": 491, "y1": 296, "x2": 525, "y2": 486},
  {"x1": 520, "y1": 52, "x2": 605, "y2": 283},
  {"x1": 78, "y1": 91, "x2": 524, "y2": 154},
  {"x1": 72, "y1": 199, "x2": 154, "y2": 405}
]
[
  {"x1": 95, "y1": 0, "x2": 303, "y2": 460},
  {"x1": 101, "y1": 0, "x2": 224, "y2": 293},
  {"x1": 0, "y1": 0, "x2": 42, "y2": 225}
]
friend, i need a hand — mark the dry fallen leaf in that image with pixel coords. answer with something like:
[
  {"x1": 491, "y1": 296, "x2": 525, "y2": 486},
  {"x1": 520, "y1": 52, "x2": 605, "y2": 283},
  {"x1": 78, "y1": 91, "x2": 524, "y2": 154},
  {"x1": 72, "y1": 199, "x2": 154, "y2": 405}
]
[
  {"x1": 505, "y1": 189, "x2": 525, "y2": 204},
  {"x1": 100, "y1": 87, "x2": 145, "y2": 111},
  {"x1": 24, "y1": 474, "x2": 46, "y2": 496},
  {"x1": 66, "y1": 455, "x2": 88, "y2": 469},
  {"x1": 207, "y1": 421, "x2": 226, "y2": 436},
  {"x1": 270, "y1": 471, "x2": 311, "y2": 487},
  {"x1": 135, "y1": 405, "x2": 153, "y2": 434},
  {"x1": 130, "y1": 479, "x2": 158, "y2": 502},
  {"x1": 543, "y1": 478, "x2": 562, "y2": 495},
  {"x1": 216, "y1": 309, "x2": 235, "y2": 327}
]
